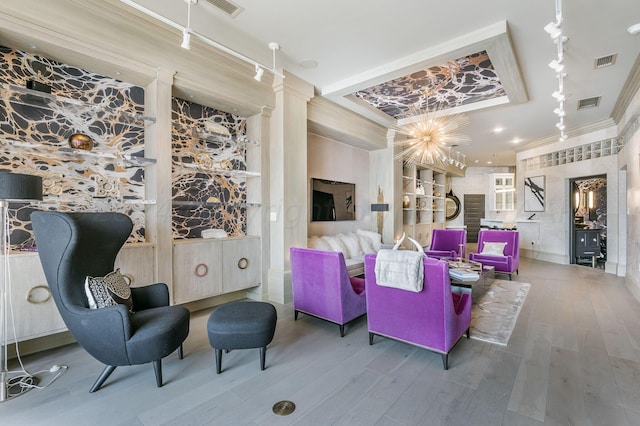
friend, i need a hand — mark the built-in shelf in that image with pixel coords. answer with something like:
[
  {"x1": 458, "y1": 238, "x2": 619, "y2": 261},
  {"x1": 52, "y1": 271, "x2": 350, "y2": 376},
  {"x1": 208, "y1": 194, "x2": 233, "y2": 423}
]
[
  {"x1": 173, "y1": 201, "x2": 261, "y2": 208},
  {"x1": 0, "y1": 83, "x2": 155, "y2": 128},
  {"x1": 172, "y1": 160, "x2": 259, "y2": 177}
]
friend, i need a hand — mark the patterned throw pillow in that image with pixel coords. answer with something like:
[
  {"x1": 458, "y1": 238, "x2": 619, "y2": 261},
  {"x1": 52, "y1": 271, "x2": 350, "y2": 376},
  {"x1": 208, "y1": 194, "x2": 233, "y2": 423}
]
[{"x1": 84, "y1": 268, "x2": 134, "y2": 313}]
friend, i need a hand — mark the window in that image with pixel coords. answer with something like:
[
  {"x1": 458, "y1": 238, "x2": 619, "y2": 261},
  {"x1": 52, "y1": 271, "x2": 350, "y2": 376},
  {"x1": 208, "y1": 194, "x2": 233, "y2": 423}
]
[{"x1": 490, "y1": 173, "x2": 515, "y2": 211}]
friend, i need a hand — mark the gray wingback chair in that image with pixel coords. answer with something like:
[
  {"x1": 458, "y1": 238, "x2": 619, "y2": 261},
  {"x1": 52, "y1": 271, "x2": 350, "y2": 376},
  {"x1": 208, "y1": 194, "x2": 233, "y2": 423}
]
[{"x1": 31, "y1": 211, "x2": 190, "y2": 392}]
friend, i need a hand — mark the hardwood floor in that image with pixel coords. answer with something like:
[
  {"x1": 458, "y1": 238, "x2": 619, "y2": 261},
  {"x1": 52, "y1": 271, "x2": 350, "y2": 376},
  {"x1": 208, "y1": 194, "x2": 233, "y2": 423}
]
[{"x1": 2, "y1": 257, "x2": 640, "y2": 425}]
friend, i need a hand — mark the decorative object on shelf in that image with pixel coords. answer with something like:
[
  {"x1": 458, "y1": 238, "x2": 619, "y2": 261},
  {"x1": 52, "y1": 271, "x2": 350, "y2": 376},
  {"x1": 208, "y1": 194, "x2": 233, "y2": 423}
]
[
  {"x1": 524, "y1": 176, "x2": 545, "y2": 212},
  {"x1": 545, "y1": 0, "x2": 568, "y2": 141},
  {"x1": 25, "y1": 59, "x2": 52, "y2": 94},
  {"x1": 0, "y1": 171, "x2": 43, "y2": 402},
  {"x1": 203, "y1": 120, "x2": 231, "y2": 136},
  {"x1": 194, "y1": 152, "x2": 214, "y2": 168},
  {"x1": 201, "y1": 229, "x2": 228, "y2": 239},
  {"x1": 40, "y1": 172, "x2": 63, "y2": 196},
  {"x1": 445, "y1": 190, "x2": 461, "y2": 221},
  {"x1": 419, "y1": 200, "x2": 427, "y2": 209},
  {"x1": 402, "y1": 195, "x2": 411, "y2": 209},
  {"x1": 67, "y1": 133, "x2": 94, "y2": 151},
  {"x1": 218, "y1": 159, "x2": 233, "y2": 170},
  {"x1": 92, "y1": 175, "x2": 120, "y2": 198},
  {"x1": 415, "y1": 183, "x2": 425, "y2": 195},
  {"x1": 393, "y1": 103, "x2": 469, "y2": 169}
]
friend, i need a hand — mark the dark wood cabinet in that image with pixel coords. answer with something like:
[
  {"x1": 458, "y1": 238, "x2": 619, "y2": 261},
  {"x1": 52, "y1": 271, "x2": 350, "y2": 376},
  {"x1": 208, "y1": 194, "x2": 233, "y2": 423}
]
[{"x1": 575, "y1": 229, "x2": 601, "y2": 266}]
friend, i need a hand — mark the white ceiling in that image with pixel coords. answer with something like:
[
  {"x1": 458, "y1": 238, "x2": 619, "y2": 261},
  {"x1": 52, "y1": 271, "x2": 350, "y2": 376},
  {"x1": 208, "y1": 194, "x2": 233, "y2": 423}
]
[{"x1": 2, "y1": 0, "x2": 640, "y2": 167}]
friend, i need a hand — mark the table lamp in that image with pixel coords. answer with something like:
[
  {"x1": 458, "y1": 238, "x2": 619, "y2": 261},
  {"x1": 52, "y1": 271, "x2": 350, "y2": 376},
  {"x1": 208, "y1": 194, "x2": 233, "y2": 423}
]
[{"x1": 0, "y1": 172, "x2": 43, "y2": 402}]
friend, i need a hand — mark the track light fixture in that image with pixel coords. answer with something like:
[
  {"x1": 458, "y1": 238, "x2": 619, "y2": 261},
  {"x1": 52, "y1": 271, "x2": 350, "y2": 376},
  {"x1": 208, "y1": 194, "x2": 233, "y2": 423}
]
[
  {"x1": 254, "y1": 65, "x2": 264, "y2": 82},
  {"x1": 546, "y1": 0, "x2": 568, "y2": 142},
  {"x1": 180, "y1": 0, "x2": 195, "y2": 50},
  {"x1": 548, "y1": 59, "x2": 564, "y2": 72},
  {"x1": 544, "y1": 21, "x2": 562, "y2": 40},
  {"x1": 553, "y1": 107, "x2": 566, "y2": 117},
  {"x1": 181, "y1": 29, "x2": 191, "y2": 50},
  {"x1": 120, "y1": 0, "x2": 285, "y2": 79},
  {"x1": 552, "y1": 91, "x2": 565, "y2": 102}
]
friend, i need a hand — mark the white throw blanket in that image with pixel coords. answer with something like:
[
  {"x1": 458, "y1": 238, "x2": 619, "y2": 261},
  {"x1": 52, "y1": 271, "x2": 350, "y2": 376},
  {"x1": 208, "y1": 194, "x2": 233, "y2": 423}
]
[{"x1": 374, "y1": 234, "x2": 425, "y2": 292}]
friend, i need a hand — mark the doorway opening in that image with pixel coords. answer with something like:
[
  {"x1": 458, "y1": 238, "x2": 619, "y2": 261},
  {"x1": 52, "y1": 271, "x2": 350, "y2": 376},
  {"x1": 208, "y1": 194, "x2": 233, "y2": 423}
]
[{"x1": 569, "y1": 174, "x2": 606, "y2": 268}]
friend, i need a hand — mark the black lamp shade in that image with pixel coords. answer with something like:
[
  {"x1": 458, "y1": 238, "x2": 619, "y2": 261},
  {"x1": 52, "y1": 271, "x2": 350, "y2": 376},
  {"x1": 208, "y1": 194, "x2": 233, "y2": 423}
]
[{"x1": 0, "y1": 172, "x2": 43, "y2": 201}]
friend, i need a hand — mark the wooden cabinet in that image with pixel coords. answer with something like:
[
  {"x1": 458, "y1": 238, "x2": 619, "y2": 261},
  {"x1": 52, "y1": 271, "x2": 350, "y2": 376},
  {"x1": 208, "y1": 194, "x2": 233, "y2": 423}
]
[
  {"x1": 575, "y1": 229, "x2": 602, "y2": 266},
  {"x1": 222, "y1": 237, "x2": 260, "y2": 293},
  {"x1": 2, "y1": 253, "x2": 66, "y2": 343},
  {"x1": 172, "y1": 237, "x2": 260, "y2": 304},
  {"x1": 3, "y1": 243, "x2": 155, "y2": 343}
]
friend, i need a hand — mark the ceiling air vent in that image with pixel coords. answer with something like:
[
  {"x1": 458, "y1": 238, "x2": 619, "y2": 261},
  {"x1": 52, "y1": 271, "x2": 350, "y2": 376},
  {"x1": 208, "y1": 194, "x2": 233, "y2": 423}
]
[
  {"x1": 578, "y1": 96, "x2": 601, "y2": 110},
  {"x1": 594, "y1": 54, "x2": 617, "y2": 69},
  {"x1": 204, "y1": 0, "x2": 244, "y2": 17}
]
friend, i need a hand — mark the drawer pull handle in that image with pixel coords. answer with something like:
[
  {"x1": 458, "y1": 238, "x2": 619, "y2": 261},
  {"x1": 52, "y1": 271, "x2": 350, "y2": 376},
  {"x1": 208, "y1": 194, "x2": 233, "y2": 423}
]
[
  {"x1": 26, "y1": 285, "x2": 51, "y2": 304},
  {"x1": 238, "y1": 257, "x2": 249, "y2": 270},
  {"x1": 195, "y1": 263, "x2": 209, "y2": 277}
]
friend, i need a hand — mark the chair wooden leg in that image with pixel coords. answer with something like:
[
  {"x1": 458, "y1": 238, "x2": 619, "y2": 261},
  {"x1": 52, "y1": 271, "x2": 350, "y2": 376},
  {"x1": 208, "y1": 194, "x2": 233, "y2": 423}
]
[
  {"x1": 441, "y1": 354, "x2": 449, "y2": 370},
  {"x1": 369, "y1": 332, "x2": 374, "y2": 345},
  {"x1": 466, "y1": 328, "x2": 470, "y2": 339},
  {"x1": 260, "y1": 346, "x2": 266, "y2": 371},
  {"x1": 153, "y1": 359, "x2": 163, "y2": 387},
  {"x1": 294, "y1": 310, "x2": 299, "y2": 321},
  {"x1": 89, "y1": 365, "x2": 117, "y2": 393},
  {"x1": 178, "y1": 344, "x2": 184, "y2": 360},
  {"x1": 215, "y1": 348, "x2": 223, "y2": 374},
  {"x1": 339, "y1": 324, "x2": 345, "y2": 337}
]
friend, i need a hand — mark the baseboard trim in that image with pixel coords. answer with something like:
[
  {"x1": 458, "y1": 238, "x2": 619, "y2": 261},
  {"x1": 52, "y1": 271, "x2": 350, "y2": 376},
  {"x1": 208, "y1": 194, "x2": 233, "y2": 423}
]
[{"x1": 626, "y1": 275, "x2": 640, "y2": 303}]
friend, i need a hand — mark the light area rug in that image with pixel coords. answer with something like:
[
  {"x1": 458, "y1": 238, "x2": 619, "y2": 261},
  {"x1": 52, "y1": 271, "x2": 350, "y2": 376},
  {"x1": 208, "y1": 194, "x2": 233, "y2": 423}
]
[{"x1": 470, "y1": 279, "x2": 531, "y2": 346}]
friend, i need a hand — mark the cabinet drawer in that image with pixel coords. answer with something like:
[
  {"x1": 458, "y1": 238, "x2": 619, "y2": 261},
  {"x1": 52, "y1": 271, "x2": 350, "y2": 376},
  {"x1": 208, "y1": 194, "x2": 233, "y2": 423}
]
[
  {"x1": 173, "y1": 240, "x2": 223, "y2": 304},
  {"x1": 222, "y1": 238, "x2": 260, "y2": 293},
  {"x1": 3, "y1": 254, "x2": 66, "y2": 342}
]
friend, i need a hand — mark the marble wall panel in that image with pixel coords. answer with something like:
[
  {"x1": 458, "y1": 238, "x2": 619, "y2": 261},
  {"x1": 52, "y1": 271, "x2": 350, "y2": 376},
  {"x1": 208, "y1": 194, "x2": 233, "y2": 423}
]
[
  {"x1": 171, "y1": 97, "x2": 249, "y2": 239},
  {"x1": 0, "y1": 45, "x2": 147, "y2": 247}
]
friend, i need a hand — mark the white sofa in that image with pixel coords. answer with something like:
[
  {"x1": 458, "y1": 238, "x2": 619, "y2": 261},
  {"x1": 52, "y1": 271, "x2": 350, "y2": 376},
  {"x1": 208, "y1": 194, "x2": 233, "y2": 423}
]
[{"x1": 307, "y1": 230, "x2": 383, "y2": 277}]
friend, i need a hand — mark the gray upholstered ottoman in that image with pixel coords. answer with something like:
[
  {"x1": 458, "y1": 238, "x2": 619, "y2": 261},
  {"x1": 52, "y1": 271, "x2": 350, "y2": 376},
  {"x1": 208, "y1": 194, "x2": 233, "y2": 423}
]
[{"x1": 207, "y1": 301, "x2": 277, "y2": 374}]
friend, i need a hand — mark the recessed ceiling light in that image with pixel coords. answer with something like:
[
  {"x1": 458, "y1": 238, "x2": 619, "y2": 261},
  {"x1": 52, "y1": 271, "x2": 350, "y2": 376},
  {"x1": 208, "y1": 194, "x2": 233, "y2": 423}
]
[
  {"x1": 512, "y1": 138, "x2": 521, "y2": 144},
  {"x1": 474, "y1": 160, "x2": 479, "y2": 163},
  {"x1": 299, "y1": 60, "x2": 318, "y2": 69},
  {"x1": 487, "y1": 161, "x2": 493, "y2": 165},
  {"x1": 493, "y1": 127, "x2": 504, "y2": 133},
  {"x1": 114, "y1": 71, "x2": 121, "y2": 76},
  {"x1": 628, "y1": 23, "x2": 640, "y2": 35}
]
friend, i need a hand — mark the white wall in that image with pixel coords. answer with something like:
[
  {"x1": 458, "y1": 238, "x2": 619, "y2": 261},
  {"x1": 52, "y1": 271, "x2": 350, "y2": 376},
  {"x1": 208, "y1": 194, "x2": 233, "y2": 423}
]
[
  {"x1": 619, "y1": 85, "x2": 640, "y2": 299},
  {"x1": 307, "y1": 133, "x2": 371, "y2": 237},
  {"x1": 516, "y1": 127, "x2": 621, "y2": 270}
]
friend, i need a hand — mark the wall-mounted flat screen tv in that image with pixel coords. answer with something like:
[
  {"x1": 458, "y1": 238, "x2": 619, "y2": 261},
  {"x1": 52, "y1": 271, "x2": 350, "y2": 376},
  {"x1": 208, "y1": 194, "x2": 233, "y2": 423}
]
[{"x1": 311, "y1": 178, "x2": 356, "y2": 221}]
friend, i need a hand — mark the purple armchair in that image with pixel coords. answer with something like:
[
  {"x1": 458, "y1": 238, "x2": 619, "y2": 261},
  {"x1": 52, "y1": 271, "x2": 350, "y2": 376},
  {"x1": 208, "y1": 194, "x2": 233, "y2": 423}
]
[
  {"x1": 469, "y1": 229, "x2": 519, "y2": 279},
  {"x1": 424, "y1": 229, "x2": 467, "y2": 260},
  {"x1": 364, "y1": 254, "x2": 471, "y2": 370},
  {"x1": 290, "y1": 247, "x2": 366, "y2": 337}
]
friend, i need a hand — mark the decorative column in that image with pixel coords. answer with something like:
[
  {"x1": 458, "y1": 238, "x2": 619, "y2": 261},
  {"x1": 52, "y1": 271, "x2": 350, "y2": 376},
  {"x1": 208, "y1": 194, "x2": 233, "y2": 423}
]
[
  {"x1": 145, "y1": 68, "x2": 175, "y2": 296},
  {"x1": 268, "y1": 72, "x2": 314, "y2": 303}
]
